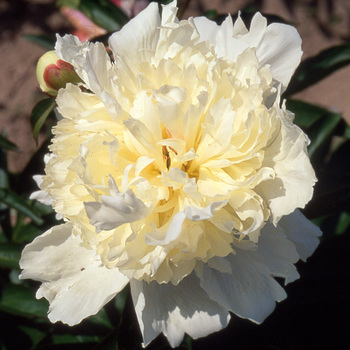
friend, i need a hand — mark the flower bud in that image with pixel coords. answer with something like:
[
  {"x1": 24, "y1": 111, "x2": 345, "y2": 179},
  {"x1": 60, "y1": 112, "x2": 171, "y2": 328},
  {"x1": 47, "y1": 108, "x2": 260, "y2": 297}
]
[{"x1": 36, "y1": 51, "x2": 81, "y2": 96}]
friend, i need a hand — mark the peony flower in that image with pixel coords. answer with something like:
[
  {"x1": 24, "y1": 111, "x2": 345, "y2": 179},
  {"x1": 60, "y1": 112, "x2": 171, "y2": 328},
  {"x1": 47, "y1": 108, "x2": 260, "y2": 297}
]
[{"x1": 20, "y1": 1, "x2": 322, "y2": 347}]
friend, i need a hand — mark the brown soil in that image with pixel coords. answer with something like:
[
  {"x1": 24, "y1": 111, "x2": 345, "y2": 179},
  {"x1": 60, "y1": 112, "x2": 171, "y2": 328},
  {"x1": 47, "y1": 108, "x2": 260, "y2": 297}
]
[{"x1": 1, "y1": 0, "x2": 349, "y2": 173}]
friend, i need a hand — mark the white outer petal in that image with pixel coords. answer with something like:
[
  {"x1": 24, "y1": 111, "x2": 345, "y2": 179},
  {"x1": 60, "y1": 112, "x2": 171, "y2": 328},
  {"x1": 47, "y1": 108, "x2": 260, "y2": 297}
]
[
  {"x1": 279, "y1": 209, "x2": 322, "y2": 261},
  {"x1": 19, "y1": 223, "x2": 129, "y2": 326},
  {"x1": 258, "y1": 222, "x2": 300, "y2": 284},
  {"x1": 30, "y1": 175, "x2": 53, "y2": 206},
  {"x1": 161, "y1": 0, "x2": 178, "y2": 26},
  {"x1": 192, "y1": 16, "x2": 219, "y2": 45},
  {"x1": 55, "y1": 35, "x2": 122, "y2": 120},
  {"x1": 197, "y1": 250, "x2": 287, "y2": 324},
  {"x1": 257, "y1": 115, "x2": 316, "y2": 224},
  {"x1": 30, "y1": 175, "x2": 62, "y2": 220},
  {"x1": 195, "y1": 12, "x2": 302, "y2": 88},
  {"x1": 130, "y1": 273, "x2": 230, "y2": 348},
  {"x1": 55, "y1": 35, "x2": 108, "y2": 95},
  {"x1": 256, "y1": 22, "x2": 302, "y2": 88},
  {"x1": 109, "y1": 2, "x2": 160, "y2": 65}
]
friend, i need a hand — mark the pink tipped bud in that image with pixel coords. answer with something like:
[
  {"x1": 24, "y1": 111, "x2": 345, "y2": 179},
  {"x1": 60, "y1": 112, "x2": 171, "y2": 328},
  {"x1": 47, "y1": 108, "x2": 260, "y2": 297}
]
[{"x1": 36, "y1": 51, "x2": 81, "y2": 96}]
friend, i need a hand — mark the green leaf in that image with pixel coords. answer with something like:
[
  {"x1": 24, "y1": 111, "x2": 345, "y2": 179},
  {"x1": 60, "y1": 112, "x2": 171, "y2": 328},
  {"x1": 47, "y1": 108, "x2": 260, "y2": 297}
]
[
  {"x1": 0, "y1": 243, "x2": 22, "y2": 269},
  {"x1": 17, "y1": 325, "x2": 47, "y2": 348},
  {"x1": 0, "y1": 230, "x2": 7, "y2": 243},
  {"x1": 56, "y1": 0, "x2": 80, "y2": 9},
  {"x1": 185, "y1": 335, "x2": 193, "y2": 350},
  {"x1": 287, "y1": 100, "x2": 329, "y2": 129},
  {"x1": 79, "y1": 0, "x2": 129, "y2": 32},
  {"x1": 0, "y1": 148, "x2": 8, "y2": 189},
  {"x1": 287, "y1": 99, "x2": 342, "y2": 158},
  {"x1": 0, "y1": 149, "x2": 11, "y2": 241},
  {"x1": 306, "y1": 113, "x2": 342, "y2": 159},
  {"x1": 12, "y1": 222, "x2": 42, "y2": 244},
  {"x1": 114, "y1": 286, "x2": 129, "y2": 316},
  {"x1": 202, "y1": 9, "x2": 218, "y2": 20},
  {"x1": 24, "y1": 34, "x2": 56, "y2": 50},
  {"x1": 52, "y1": 334, "x2": 102, "y2": 345},
  {"x1": 343, "y1": 124, "x2": 350, "y2": 139},
  {"x1": 31, "y1": 200, "x2": 56, "y2": 216},
  {"x1": 93, "y1": 332, "x2": 118, "y2": 350},
  {"x1": 0, "y1": 135, "x2": 19, "y2": 151},
  {"x1": 30, "y1": 98, "x2": 56, "y2": 144},
  {"x1": 335, "y1": 212, "x2": 350, "y2": 236},
  {"x1": 285, "y1": 44, "x2": 350, "y2": 96},
  {"x1": 0, "y1": 188, "x2": 44, "y2": 225},
  {"x1": 0, "y1": 284, "x2": 48, "y2": 318},
  {"x1": 88, "y1": 307, "x2": 113, "y2": 330}
]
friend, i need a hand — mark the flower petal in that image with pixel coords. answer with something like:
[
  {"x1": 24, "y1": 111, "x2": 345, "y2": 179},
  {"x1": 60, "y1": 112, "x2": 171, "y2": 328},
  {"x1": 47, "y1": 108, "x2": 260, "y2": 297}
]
[
  {"x1": 257, "y1": 112, "x2": 317, "y2": 224},
  {"x1": 195, "y1": 12, "x2": 301, "y2": 88},
  {"x1": 30, "y1": 175, "x2": 63, "y2": 221},
  {"x1": 197, "y1": 250, "x2": 287, "y2": 324},
  {"x1": 193, "y1": 16, "x2": 219, "y2": 45},
  {"x1": 108, "y1": 2, "x2": 160, "y2": 65},
  {"x1": 130, "y1": 273, "x2": 230, "y2": 348},
  {"x1": 279, "y1": 209, "x2": 322, "y2": 261},
  {"x1": 84, "y1": 176, "x2": 150, "y2": 232},
  {"x1": 258, "y1": 221, "x2": 300, "y2": 284},
  {"x1": 55, "y1": 35, "x2": 122, "y2": 120},
  {"x1": 29, "y1": 155, "x2": 57, "y2": 207},
  {"x1": 19, "y1": 223, "x2": 129, "y2": 325},
  {"x1": 30, "y1": 175, "x2": 53, "y2": 206},
  {"x1": 145, "y1": 200, "x2": 227, "y2": 246},
  {"x1": 55, "y1": 35, "x2": 108, "y2": 94},
  {"x1": 256, "y1": 22, "x2": 302, "y2": 88},
  {"x1": 210, "y1": 13, "x2": 266, "y2": 63}
]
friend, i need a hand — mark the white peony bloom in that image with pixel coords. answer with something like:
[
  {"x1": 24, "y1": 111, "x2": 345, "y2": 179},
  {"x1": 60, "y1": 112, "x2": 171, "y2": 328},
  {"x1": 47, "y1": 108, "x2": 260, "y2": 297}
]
[{"x1": 20, "y1": 1, "x2": 322, "y2": 347}]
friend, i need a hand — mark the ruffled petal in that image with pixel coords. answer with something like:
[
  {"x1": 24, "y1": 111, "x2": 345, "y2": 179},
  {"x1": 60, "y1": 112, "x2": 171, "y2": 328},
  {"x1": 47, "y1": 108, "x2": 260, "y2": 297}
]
[
  {"x1": 30, "y1": 175, "x2": 53, "y2": 206},
  {"x1": 145, "y1": 200, "x2": 227, "y2": 246},
  {"x1": 256, "y1": 23, "x2": 302, "y2": 88},
  {"x1": 258, "y1": 221, "x2": 300, "y2": 284},
  {"x1": 55, "y1": 35, "x2": 109, "y2": 94},
  {"x1": 55, "y1": 35, "x2": 122, "y2": 120},
  {"x1": 257, "y1": 112, "x2": 317, "y2": 224},
  {"x1": 108, "y1": 2, "x2": 160, "y2": 65},
  {"x1": 193, "y1": 16, "x2": 219, "y2": 45},
  {"x1": 85, "y1": 176, "x2": 150, "y2": 232},
  {"x1": 30, "y1": 177, "x2": 63, "y2": 221},
  {"x1": 197, "y1": 250, "x2": 287, "y2": 324},
  {"x1": 130, "y1": 273, "x2": 230, "y2": 348},
  {"x1": 19, "y1": 223, "x2": 129, "y2": 325},
  {"x1": 279, "y1": 209, "x2": 322, "y2": 261},
  {"x1": 195, "y1": 12, "x2": 301, "y2": 88}
]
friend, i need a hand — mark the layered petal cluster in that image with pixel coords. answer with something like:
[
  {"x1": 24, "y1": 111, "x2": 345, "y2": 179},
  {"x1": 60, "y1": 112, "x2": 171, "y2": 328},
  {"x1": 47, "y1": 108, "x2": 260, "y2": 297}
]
[{"x1": 20, "y1": 1, "x2": 321, "y2": 347}]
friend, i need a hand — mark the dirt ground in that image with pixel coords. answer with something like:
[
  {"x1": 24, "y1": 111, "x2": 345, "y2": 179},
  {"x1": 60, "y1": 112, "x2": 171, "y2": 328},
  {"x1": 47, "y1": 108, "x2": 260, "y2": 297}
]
[{"x1": 1, "y1": 0, "x2": 350, "y2": 173}]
